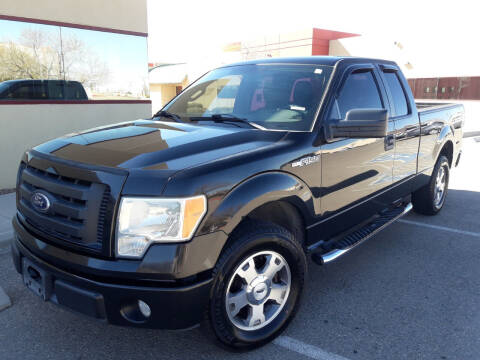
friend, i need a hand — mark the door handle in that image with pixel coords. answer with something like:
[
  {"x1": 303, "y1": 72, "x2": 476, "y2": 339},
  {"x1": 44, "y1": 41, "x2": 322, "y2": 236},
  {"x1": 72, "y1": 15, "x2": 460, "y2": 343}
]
[{"x1": 384, "y1": 134, "x2": 395, "y2": 151}]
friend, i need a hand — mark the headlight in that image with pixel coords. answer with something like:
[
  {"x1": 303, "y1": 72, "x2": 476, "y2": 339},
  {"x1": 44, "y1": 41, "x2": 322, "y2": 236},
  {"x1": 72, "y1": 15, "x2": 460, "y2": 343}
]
[{"x1": 116, "y1": 195, "x2": 207, "y2": 258}]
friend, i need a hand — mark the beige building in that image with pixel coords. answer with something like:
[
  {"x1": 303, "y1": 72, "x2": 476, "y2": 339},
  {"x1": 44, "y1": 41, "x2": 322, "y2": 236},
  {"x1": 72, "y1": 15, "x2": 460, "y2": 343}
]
[
  {"x1": 0, "y1": 0, "x2": 151, "y2": 188},
  {"x1": 148, "y1": 28, "x2": 359, "y2": 111},
  {"x1": 149, "y1": 63, "x2": 189, "y2": 113}
]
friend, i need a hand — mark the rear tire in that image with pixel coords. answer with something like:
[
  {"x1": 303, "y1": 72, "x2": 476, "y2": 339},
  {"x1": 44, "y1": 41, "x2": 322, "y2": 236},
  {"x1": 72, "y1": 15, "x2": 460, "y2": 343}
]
[
  {"x1": 412, "y1": 155, "x2": 450, "y2": 215},
  {"x1": 203, "y1": 220, "x2": 307, "y2": 351}
]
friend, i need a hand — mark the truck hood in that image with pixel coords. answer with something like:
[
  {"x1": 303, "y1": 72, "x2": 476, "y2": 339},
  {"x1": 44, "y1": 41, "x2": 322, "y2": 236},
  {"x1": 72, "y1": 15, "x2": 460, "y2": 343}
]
[{"x1": 34, "y1": 120, "x2": 285, "y2": 172}]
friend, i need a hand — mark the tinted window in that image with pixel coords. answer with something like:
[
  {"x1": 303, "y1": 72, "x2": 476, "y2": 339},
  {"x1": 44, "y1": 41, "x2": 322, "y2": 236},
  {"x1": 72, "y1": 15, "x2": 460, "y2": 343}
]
[
  {"x1": 64, "y1": 82, "x2": 88, "y2": 100},
  {"x1": 47, "y1": 82, "x2": 65, "y2": 100},
  {"x1": 32, "y1": 82, "x2": 48, "y2": 100},
  {"x1": 10, "y1": 84, "x2": 33, "y2": 99},
  {"x1": 0, "y1": 80, "x2": 88, "y2": 100},
  {"x1": 383, "y1": 72, "x2": 408, "y2": 116},
  {"x1": 165, "y1": 65, "x2": 334, "y2": 131},
  {"x1": 0, "y1": 82, "x2": 11, "y2": 97},
  {"x1": 183, "y1": 75, "x2": 242, "y2": 115},
  {"x1": 335, "y1": 71, "x2": 383, "y2": 119}
]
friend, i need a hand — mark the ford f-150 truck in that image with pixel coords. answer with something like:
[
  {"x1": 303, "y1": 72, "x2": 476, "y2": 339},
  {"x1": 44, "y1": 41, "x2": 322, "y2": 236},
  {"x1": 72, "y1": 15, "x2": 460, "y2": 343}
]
[{"x1": 11, "y1": 56, "x2": 464, "y2": 349}]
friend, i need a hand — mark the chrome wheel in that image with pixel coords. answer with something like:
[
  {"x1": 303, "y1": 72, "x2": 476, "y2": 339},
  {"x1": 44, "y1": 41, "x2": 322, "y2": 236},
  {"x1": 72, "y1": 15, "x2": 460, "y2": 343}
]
[
  {"x1": 434, "y1": 165, "x2": 447, "y2": 208},
  {"x1": 225, "y1": 250, "x2": 291, "y2": 331}
]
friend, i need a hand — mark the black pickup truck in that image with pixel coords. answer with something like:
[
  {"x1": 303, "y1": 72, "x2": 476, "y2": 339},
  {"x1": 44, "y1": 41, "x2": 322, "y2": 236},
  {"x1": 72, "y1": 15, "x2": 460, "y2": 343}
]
[
  {"x1": 0, "y1": 80, "x2": 88, "y2": 101},
  {"x1": 11, "y1": 57, "x2": 464, "y2": 349}
]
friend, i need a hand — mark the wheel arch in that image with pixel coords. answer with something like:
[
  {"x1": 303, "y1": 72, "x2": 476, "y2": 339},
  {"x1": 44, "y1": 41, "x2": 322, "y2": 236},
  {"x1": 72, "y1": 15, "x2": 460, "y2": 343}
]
[
  {"x1": 438, "y1": 139, "x2": 454, "y2": 168},
  {"x1": 199, "y1": 171, "x2": 315, "y2": 255},
  {"x1": 434, "y1": 125, "x2": 455, "y2": 168}
]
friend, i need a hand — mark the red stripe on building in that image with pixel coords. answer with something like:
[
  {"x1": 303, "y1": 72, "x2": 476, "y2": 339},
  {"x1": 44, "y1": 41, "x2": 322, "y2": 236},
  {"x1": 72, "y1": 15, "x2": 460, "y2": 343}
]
[
  {"x1": 0, "y1": 100, "x2": 151, "y2": 105},
  {"x1": 311, "y1": 28, "x2": 359, "y2": 55}
]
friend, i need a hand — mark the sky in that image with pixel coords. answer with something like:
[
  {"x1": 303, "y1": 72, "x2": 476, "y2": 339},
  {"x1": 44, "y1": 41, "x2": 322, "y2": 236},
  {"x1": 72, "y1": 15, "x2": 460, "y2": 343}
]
[{"x1": 147, "y1": 0, "x2": 480, "y2": 77}]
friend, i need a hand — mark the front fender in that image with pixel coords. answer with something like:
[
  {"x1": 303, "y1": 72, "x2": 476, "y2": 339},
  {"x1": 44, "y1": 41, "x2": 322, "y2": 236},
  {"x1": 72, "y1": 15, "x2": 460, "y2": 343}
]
[{"x1": 198, "y1": 171, "x2": 315, "y2": 235}]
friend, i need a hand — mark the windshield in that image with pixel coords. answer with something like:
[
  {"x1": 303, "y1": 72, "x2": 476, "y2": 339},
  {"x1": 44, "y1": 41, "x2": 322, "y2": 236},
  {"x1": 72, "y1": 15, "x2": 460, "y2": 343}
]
[{"x1": 163, "y1": 64, "x2": 334, "y2": 131}]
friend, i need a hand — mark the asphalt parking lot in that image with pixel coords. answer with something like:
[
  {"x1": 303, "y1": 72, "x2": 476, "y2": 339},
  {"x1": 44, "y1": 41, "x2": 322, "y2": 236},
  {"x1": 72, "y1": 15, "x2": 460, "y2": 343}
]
[{"x1": 0, "y1": 137, "x2": 479, "y2": 360}]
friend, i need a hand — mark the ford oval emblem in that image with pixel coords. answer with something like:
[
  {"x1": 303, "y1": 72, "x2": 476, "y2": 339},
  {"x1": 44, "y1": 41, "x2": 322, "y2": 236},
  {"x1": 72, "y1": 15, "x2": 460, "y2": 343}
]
[{"x1": 31, "y1": 191, "x2": 51, "y2": 213}]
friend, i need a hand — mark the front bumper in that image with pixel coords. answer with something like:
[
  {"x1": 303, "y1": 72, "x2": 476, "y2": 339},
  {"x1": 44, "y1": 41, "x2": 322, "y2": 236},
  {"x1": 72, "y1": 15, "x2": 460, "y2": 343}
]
[{"x1": 11, "y1": 215, "x2": 224, "y2": 330}]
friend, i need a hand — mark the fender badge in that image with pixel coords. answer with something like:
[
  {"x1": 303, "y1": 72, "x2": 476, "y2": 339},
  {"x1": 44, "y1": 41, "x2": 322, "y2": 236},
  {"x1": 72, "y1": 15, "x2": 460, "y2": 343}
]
[{"x1": 292, "y1": 155, "x2": 320, "y2": 168}]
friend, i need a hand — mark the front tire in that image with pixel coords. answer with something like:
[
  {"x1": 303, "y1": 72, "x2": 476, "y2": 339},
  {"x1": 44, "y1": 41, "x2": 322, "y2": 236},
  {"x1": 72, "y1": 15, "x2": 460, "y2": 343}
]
[
  {"x1": 412, "y1": 155, "x2": 450, "y2": 215},
  {"x1": 204, "y1": 221, "x2": 307, "y2": 350}
]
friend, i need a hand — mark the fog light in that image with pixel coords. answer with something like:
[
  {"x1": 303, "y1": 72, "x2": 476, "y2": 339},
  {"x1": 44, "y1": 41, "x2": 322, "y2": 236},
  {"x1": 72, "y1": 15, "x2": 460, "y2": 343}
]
[{"x1": 138, "y1": 300, "x2": 151, "y2": 318}]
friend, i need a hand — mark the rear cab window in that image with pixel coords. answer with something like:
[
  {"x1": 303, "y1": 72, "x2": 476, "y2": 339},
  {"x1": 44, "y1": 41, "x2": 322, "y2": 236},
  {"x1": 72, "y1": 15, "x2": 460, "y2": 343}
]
[{"x1": 382, "y1": 71, "x2": 409, "y2": 117}]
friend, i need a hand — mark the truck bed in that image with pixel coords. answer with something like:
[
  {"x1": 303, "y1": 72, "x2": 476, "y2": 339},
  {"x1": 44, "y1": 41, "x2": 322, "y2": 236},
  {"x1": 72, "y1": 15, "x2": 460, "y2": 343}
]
[
  {"x1": 415, "y1": 102, "x2": 464, "y2": 128},
  {"x1": 415, "y1": 101, "x2": 462, "y2": 113},
  {"x1": 416, "y1": 101, "x2": 464, "y2": 168}
]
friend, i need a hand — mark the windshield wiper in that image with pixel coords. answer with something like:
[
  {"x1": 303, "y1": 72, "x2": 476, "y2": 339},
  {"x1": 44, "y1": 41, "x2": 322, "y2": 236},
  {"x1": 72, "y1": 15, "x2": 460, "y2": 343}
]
[
  {"x1": 192, "y1": 114, "x2": 266, "y2": 130},
  {"x1": 152, "y1": 110, "x2": 182, "y2": 123}
]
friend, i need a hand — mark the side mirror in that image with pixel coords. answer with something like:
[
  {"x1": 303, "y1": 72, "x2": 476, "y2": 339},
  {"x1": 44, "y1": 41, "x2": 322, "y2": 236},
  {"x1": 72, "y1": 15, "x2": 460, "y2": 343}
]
[{"x1": 330, "y1": 108, "x2": 388, "y2": 139}]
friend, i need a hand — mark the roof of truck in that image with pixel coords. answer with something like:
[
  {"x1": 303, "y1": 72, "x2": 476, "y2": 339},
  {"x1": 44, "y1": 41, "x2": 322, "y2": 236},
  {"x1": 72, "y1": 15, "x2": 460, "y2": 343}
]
[
  {"x1": 221, "y1": 56, "x2": 396, "y2": 68},
  {"x1": 1, "y1": 79, "x2": 83, "y2": 85}
]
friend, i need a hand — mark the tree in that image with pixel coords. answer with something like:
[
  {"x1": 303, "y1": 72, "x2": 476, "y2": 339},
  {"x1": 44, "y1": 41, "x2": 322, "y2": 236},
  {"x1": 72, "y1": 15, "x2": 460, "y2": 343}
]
[
  {"x1": 19, "y1": 28, "x2": 59, "y2": 79},
  {"x1": 0, "y1": 41, "x2": 45, "y2": 80},
  {"x1": 76, "y1": 54, "x2": 110, "y2": 91}
]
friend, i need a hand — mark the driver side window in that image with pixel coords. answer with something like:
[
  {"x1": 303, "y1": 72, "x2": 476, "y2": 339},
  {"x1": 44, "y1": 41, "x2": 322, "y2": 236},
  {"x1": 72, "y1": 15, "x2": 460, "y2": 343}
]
[{"x1": 330, "y1": 70, "x2": 383, "y2": 120}]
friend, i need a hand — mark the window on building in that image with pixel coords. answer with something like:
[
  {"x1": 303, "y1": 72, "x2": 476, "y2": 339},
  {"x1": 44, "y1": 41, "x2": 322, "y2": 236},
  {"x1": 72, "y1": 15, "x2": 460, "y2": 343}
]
[
  {"x1": 0, "y1": 18, "x2": 148, "y2": 102},
  {"x1": 383, "y1": 71, "x2": 408, "y2": 117},
  {"x1": 425, "y1": 87, "x2": 430, "y2": 93}
]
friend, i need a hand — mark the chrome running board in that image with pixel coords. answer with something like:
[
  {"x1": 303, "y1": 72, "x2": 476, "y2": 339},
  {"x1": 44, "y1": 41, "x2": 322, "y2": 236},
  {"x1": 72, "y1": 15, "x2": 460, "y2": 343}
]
[{"x1": 312, "y1": 203, "x2": 413, "y2": 265}]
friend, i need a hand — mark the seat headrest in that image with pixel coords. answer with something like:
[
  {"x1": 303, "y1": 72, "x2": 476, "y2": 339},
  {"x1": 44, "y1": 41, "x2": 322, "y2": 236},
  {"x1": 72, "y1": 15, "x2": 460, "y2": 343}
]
[{"x1": 293, "y1": 81, "x2": 313, "y2": 108}]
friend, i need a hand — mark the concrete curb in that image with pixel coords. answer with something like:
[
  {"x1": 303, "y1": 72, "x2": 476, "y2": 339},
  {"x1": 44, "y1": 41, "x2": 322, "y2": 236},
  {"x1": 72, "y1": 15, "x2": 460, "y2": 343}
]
[
  {"x1": 0, "y1": 231, "x2": 13, "y2": 248},
  {"x1": 0, "y1": 286, "x2": 12, "y2": 312}
]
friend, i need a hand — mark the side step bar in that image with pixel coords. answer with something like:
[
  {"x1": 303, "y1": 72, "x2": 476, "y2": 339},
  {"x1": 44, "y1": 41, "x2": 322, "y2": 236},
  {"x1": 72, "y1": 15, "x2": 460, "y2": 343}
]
[{"x1": 311, "y1": 203, "x2": 413, "y2": 265}]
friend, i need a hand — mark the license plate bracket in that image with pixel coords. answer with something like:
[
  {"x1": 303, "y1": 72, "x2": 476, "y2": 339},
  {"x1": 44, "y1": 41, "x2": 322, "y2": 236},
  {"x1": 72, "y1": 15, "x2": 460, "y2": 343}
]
[{"x1": 22, "y1": 258, "x2": 52, "y2": 301}]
